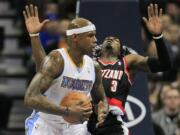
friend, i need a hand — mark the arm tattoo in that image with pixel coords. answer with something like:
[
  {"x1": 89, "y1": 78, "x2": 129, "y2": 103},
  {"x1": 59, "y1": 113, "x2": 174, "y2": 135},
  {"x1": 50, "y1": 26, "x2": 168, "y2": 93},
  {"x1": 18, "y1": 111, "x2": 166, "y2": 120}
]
[{"x1": 24, "y1": 51, "x2": 66, "y2": 116}]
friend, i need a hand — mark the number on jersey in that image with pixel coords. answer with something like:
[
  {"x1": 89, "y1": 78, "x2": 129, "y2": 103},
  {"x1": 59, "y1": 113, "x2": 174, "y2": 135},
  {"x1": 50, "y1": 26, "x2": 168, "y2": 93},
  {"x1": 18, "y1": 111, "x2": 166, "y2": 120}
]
[{"x1": 111, "y1": 80, "x2": 118, "y2": 92}]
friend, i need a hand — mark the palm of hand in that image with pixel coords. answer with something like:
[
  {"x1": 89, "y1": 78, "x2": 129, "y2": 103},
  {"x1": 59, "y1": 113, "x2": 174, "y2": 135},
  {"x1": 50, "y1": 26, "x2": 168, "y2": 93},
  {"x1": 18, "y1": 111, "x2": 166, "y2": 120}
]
[
  {"x1": 143, "y1": 4, "x2": 163, "y2": 36},
  {"x1": 146, "y1": 17, "x2": 162, "y2": 36},
  {"x1": 26, "y1": 17, "x2": 42, "y2": 34}
]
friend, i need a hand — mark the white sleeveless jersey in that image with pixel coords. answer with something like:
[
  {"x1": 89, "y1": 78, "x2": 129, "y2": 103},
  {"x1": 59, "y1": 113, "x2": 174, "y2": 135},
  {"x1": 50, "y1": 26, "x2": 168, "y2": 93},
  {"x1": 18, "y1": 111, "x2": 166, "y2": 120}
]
[{"x1": 36, "y1": 48, "x2": 95, "y2": 123}]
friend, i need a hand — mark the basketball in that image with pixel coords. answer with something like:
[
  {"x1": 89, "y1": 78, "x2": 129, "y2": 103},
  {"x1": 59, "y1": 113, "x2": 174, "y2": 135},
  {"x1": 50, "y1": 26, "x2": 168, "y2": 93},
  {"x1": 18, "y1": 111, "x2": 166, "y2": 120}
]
[{"x1": 60, "y1": 91, "x2": 92, "y2": 124}]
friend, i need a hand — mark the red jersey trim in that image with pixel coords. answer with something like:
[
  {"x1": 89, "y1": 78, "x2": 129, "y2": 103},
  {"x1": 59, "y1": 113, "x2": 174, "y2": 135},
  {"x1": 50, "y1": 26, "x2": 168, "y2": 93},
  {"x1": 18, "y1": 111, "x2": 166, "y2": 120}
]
[
  {"x1": 122, "y1": 57, "x2": 132, "y2": 85},
  {"x1": 98, "y1": 59, "x2": 118, "y2": 66},
  {"x1": 107, "y1": 97, "x2": 125, "y2": 113}
]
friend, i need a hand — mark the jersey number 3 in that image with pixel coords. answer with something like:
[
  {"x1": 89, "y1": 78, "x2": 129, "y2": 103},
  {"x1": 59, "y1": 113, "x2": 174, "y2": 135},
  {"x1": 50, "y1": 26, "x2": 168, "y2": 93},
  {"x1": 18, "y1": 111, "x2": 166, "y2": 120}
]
[{"x1": 111, "y1": 80, "x2": 118, "y2": 92}]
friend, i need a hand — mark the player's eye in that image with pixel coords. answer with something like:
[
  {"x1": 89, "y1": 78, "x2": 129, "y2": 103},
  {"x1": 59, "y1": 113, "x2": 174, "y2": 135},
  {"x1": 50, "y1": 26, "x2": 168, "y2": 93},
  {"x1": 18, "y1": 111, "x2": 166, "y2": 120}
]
[{"x1": 89, "y1": 34, "x2": 94, "y2": 38}]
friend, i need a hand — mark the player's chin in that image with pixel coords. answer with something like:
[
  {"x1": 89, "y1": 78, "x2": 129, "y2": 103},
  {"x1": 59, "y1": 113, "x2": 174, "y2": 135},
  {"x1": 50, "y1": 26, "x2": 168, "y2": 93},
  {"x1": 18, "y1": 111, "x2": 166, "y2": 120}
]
[{"x1": 85, "y1": 49, "x2": 93, "y2": 56}]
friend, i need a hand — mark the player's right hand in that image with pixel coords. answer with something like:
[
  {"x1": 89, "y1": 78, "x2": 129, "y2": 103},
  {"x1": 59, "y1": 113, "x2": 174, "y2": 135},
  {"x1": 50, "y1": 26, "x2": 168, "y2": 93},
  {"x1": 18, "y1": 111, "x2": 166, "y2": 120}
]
[
  {"x1": 68, "y1": 105, "x2": 93, "y2": 122},
  {"x1": 23, "y1": 4, "x2": 50, "y2": 34},
  {"x1": 96, "y1": 100, "x2": 109, "y2": 127}
]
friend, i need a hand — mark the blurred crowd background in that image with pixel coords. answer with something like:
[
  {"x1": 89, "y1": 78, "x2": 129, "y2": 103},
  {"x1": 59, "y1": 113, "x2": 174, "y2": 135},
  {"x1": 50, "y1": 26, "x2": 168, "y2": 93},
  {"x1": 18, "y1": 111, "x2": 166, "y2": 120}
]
[{"x1": 0, "y1": 0, "x2": 179, "y2": 135}]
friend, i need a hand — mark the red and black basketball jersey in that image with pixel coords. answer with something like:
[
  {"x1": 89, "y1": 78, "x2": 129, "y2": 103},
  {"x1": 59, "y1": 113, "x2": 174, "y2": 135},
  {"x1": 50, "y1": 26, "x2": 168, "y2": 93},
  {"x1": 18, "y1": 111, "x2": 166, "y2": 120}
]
[{"x1": 98, "y1": 57, "x2": 132, "y2": 108}]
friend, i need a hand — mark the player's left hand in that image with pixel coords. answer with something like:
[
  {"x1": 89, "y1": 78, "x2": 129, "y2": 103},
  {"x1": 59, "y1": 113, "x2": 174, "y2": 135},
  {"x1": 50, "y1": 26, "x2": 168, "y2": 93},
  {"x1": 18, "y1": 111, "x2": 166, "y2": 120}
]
[
  {"x1": 143, "y1": 4, "x2": 163, "y2": 36},
  {"x1": 96, "y1": 101, "x2": 109, "y2": 127}
]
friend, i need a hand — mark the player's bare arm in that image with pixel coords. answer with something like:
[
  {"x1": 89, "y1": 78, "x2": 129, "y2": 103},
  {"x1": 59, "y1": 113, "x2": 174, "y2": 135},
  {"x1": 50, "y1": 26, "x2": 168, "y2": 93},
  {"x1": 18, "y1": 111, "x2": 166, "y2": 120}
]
[
  {"x1": 91, "y1": 61, "x2": 109, "y2": 126},
  {"x1": 125, "y1": 4, "x2": 171, "y2": 73},
  {"x1": 23, "y1": 4, "x2": 49, "y2": 71},
  {"x1": 24, "y1": 51, "x2": 65, "y2": 115}
]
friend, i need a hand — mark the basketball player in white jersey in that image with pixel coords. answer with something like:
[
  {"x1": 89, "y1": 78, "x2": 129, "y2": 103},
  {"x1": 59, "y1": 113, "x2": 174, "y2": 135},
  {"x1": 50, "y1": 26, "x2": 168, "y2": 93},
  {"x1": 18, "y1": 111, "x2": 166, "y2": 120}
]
[{"x1": 23, "y1": 4, "x2": 108, "y2": 135}]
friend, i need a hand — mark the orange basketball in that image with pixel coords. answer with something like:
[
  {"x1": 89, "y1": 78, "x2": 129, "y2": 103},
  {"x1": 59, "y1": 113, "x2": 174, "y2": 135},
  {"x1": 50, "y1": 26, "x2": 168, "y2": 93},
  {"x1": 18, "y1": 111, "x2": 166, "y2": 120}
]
[{"x1": 60, "y1": 91, "x2": 92, "y2": 124}]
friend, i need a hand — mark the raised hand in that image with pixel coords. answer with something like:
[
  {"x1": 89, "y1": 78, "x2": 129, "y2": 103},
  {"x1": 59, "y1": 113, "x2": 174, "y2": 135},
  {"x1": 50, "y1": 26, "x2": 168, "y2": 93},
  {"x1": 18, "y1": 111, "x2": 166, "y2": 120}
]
[
  {"x1": 143, "y1": 4, "x2": 163, "y2": 36},
  {"x1": 23, "y1": 4, "x2": 50, "y2": 34}
]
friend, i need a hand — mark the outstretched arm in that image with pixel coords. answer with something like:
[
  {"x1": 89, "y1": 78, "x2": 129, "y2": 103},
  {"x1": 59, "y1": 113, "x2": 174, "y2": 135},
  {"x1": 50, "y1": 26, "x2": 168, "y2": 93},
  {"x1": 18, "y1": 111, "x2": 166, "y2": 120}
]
[
  {"x1": 91, "y1": 61, "x2": 108, "y2": 127},
  {"x1": 23, "y1": 4, "x2": 48, "y2": 71},
  {"x1": 125, "y1": 4, "x2": 171, "y2": 73}
]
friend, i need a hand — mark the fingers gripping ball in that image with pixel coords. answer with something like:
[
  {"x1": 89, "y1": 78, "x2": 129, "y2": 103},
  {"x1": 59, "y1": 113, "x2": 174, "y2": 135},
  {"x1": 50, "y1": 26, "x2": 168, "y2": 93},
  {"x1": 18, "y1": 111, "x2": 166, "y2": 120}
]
[{"x1": 60, "y1": 91, "x2": 92, "y2": 123}]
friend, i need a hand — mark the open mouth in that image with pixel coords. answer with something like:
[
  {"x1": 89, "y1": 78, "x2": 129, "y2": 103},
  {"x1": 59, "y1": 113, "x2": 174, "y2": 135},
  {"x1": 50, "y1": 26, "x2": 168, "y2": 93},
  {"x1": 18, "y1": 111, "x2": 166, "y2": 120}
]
[{"x1": 105, "y1": 42, "x2": 112, "y2": 49}]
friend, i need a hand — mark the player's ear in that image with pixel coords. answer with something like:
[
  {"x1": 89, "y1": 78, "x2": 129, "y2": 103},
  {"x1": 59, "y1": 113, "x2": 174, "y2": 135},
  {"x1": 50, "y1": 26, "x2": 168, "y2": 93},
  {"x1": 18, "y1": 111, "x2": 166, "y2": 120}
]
[{"x1": 72, "y1": 34, "x2": 78, "y2": 43}]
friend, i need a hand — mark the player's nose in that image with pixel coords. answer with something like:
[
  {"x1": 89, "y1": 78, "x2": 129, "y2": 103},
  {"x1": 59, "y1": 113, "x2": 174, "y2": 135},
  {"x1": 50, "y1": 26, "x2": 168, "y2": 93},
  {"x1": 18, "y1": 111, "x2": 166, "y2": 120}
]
[
  {"x1": 94, "y1": 37, "x2": 97, "y2": 43},
  {"x1": 92, "y1": 37, "x2": 97, "y2": 47}
]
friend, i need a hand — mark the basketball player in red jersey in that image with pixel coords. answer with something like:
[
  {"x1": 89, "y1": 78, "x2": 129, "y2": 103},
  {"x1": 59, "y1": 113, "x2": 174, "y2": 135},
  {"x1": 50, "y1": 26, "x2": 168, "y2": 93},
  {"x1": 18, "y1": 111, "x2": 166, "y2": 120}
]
[
  {"x1": 23, "y1": 4, "x2": 108, "y2": 135},
  {"x1": 87, "y1": 4, "x2": 171, "y2": 135}
]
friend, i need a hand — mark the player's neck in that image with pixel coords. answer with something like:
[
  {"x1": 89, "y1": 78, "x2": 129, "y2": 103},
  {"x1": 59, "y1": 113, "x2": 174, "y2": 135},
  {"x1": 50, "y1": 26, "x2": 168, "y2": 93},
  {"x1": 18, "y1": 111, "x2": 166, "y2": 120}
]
[
  {"x1": 100, "y1": 54, "x2": 118, "y2": 62},
  {"x1": 66, "y1": 48, "x2": 84, "y2": 68}
]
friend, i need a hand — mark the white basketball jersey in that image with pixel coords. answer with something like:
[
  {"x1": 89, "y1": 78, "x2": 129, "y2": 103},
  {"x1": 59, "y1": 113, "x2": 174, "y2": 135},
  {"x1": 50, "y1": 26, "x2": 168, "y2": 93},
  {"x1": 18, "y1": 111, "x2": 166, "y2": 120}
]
[{"x1": 37, "y1": 48, "x2": 95, "y2": 123}]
